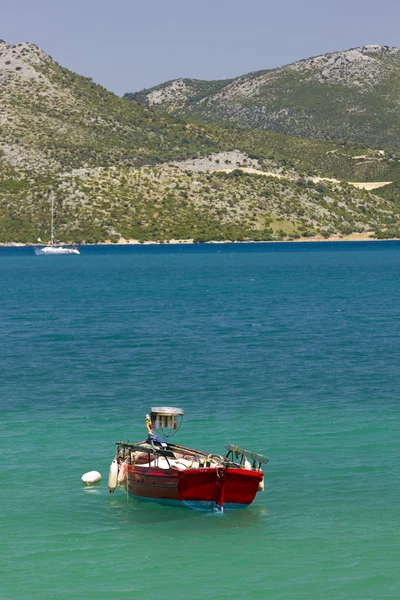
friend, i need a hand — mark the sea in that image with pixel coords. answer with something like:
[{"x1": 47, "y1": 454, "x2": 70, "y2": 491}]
[{"x1": 1, "y1": 241, "x2": 399, "y2": 600}]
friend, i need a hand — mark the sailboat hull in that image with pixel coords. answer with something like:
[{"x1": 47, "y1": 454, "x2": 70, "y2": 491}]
[{"x1": 34, "y1": 246, "x2": 80, "y2": 255}]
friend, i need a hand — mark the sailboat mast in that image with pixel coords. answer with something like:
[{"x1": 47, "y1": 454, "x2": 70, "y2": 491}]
[{"x1": 51, "y1": 191, "x2": 54, "y2": 245}]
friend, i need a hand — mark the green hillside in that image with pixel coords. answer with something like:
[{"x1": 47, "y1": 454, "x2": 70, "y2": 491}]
[
  {"x1": 125, "y1": 45, "x2": 400, "y2": 150},
  {"x1": 2, "y1": 41, "x2": 400, "y2": 244},
  {"x1": 0, "y1": 41, "x2": 221, "y2": 170},
  {"x1": 3, "y1": 163, "x2": 400, "y2": 244}
]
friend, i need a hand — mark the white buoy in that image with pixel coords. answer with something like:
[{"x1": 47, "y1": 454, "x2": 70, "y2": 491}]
[
  {"x1": 81, "y1": 471, "x2": 101, "y2": 485},
  {"x1": 108, "y1": 458, "x2": 118, "y2": 493},
  {"x1": 257, "y1": 476, "x2": 264, "y2": 492}
]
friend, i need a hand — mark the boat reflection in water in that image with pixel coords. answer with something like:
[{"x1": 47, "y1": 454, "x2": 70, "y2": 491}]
[{"x1": 108, "y1": 407, "x2": 268, "y2": 512}]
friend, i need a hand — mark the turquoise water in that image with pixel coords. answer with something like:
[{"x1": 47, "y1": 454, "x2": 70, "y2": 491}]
[{"x1": 1, "y1": 242, "x2": 400, "y2": 599}]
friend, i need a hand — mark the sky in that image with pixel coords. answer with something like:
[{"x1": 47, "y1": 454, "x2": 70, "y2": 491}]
[{"x1": 2, "y1": 0, "x2": 400, "y2": 96}]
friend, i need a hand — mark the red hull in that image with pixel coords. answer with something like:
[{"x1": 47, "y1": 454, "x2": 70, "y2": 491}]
[
  {"x1": 113, "y1": 439, "x2": 267, "y2": 511},
  {"x1": 124, "y1": 463, "x2": 263, "y2": 509}
]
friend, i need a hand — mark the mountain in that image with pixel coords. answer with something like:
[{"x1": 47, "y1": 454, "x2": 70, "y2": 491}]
[
  {"x1": 1, "y1": 41, "x2": 400, "y2": 244},
  {"x1": 0, "y1": 40, "x2": 221, "y2": 171},
  {"x1": 124, "y1": 45, "x2": 400, "y2": 150}
]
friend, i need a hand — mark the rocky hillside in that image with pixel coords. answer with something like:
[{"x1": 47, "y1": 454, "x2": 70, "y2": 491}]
[
  {"x1": 0, "y1": 40, "x2": 221, "y2": 171},
  {"x1": 125, "y1": 45, "x2": 400, "y2": 149},
  {"x1": 3, "y1": 157, "x2": 400, "y2": 244},
  {"x1": 2, "y1": 41, "x2": 400, "y2": 244}
]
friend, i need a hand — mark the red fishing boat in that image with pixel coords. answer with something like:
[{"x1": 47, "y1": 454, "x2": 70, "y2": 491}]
[{"x1": 108, "y1": 407, "x2": 268, "y2": 512}]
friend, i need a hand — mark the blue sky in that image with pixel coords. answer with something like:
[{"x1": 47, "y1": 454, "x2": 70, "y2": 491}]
[{"x1": 2, "y1": 0, "x2": 399, "y2": 95}]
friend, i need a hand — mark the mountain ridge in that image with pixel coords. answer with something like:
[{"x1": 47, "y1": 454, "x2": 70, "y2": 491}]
[
  {"x1": 2, "y1": 41, "x2": 400, "y2": 244},
  {"x1": 125, "y1": 45, "x2": 400, "y2": 149}
]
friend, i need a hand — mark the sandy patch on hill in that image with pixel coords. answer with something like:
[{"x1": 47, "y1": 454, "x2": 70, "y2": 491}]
[
  {"x1": 211, "y1": 169, "x2": 392, "y2": 190},
  {"x1": 348, "y1": 181, "x2": 391, "y2": 190}
]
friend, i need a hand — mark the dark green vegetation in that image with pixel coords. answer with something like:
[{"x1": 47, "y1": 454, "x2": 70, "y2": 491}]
[
  {"x1": 126, "y1": 46, "x2": 400, "y2": 150},
  {"x1": 2, "y1": 41, "x2": 400, "y2": 244}
]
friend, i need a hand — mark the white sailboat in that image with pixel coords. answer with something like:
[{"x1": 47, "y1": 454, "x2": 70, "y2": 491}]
[{"x1": 34, "y1": 192, "x2": 80, "y2": 255}]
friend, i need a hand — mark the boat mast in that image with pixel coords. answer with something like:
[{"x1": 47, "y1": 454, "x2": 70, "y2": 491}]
[{"x1": 51, "y1": 191, "x2": 55, "y2": 245}]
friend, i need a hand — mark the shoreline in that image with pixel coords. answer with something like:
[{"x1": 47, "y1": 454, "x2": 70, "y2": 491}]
[{"x1": 0, "y1": 233, "x2": 398, "y2": 247}]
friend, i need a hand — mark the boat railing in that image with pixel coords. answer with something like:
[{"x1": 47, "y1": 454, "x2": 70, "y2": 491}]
[
  {"x1": 225, "y1": 444, "x2": 269, "y2": 471},
  {"x1": 116, "y1": 441, "x2": 176, "y2": 468},
  {"x1": 116, "y1": 441, "x2": 268, "y2": 471}
]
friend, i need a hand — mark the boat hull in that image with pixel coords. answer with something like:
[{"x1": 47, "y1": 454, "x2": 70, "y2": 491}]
[
  {"x1": 124, "y1": 463, "x2": 263, "y2": 511},
  {"x1": 34, "y1": 246, "x2": 80, "y2": 255}
]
